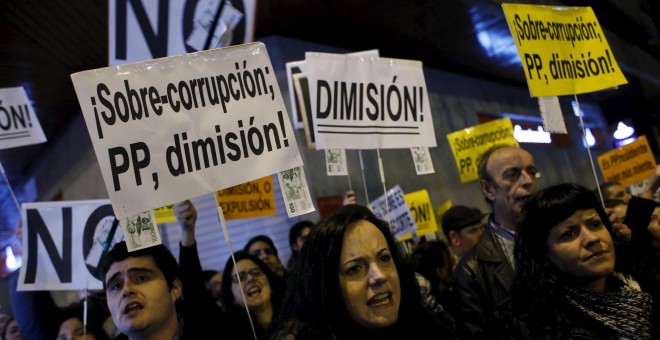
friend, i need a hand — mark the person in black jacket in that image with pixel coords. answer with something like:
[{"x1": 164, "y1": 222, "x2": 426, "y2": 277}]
[
  {"x1": 507, "y1": 183, "x2": 657, "y2": 339},
  {"x1": 452, "y1": 144, "x2": 540, "y2": 339}
]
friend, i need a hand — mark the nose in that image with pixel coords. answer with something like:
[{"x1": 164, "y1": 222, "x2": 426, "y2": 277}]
[
  {"x1": 367, "y1": 264, "x2": 387, "y2": 287},
  {"x1": 581, "y1": 226, "x2": 600, "y2": 248},
  {"x1": 256, "y1": 251, "x2": 268, "y2": 260},
  {"x1": 121, "y1": 280, "x2": 135, "y2": 297},
  {"x1": 519, "y1": 170, "x2": 534, "y2": 188}
]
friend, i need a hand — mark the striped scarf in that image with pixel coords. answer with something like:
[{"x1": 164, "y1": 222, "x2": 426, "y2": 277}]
[{"x1": 565, "y1": 273, "x2": 653, "y2": 339}]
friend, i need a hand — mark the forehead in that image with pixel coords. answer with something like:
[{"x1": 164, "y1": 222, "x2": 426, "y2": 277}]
[
  {"x1": 299, "y1": 227, "x2": 311, "y2": 237},
  {"x1": 551, "y1": 209, "x2": 599, "y2": 229},
  {"x1": 249, "y1": 241, "x2": 272, "y2": 251},
  {"x1": 341, "y1": 221, "x2": 389, "y2": 259},
  {"x1": 60, "y1": 317, "x2": 84, "y2": 329},
  {"x1": 607, "y1": 184, "x2": 625, "y2": 194},
  {"x1": 487, "y1": 147, "x2": 534, "y2": 174},
  {"x1": 235, "y1": 259, "x2": 259, "y2": 271},
  {"x1": 105, "y1": 255, "x2": 159, "y2": 281}
]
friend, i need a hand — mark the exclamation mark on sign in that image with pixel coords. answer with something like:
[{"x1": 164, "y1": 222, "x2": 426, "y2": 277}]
[
  {"x1": 278, "y1": 110, "x2": 289, "y2": 147},
  {"x1": 24, "y1": 104, "x2": 32, "y2": 127},
  {"x1": 605, "y1": 50, "x2": 615, "y2": 72},
  {"x1": 419, "y1": 88, "x2": 424, "y2": 122}
]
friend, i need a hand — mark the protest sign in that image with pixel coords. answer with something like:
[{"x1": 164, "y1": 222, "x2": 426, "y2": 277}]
[
  {"x1": 435, "y1": 199, "x2": 453, "y2": 236},
  {"x1": 306, "y1": 52, "x2": 436, "y2": 150},
  {"x1": 369, "y1": 185, "x2": 417, "y2": 239},
  {"x1": 286, "y1": 60, "x2": 307, "y2": 129},
  {"x1": 278, "y1": 166, "x2": 315, "y2": 217},
  {"x1": 410, "y1": 147, "x2": 435, "y2": 175},
  {"x1": 109, "y1": 0, "x2": 256, "y2": 65},
  {"x1": 285, "y1": 50, "x2": 380, "y2": 131},
  {"x1": 325, "y1": 149, "x2": 348, "y2": 176},
  {"x1": 154, "y1": 204, "x2": 177, "y2": 224},
  {"x1": 215, "y1": 175, "x2": 276, "y2": 220},
  {"x1": 0, "y1": 87, "x2": 47, "y2": 150},
  {"x1": 19, "y1": 200, "x2": 121, "y2": 291},
  {"x1": 293, "y1": 73, "x2": 316, "y2": 150},
  {"x1": 502, "y1": 4, "x2": 627, "y2": 97},
  {"x1": 398, "y1": 189, "x2": 438, "y2": 240},
  {"x1": 72, "y1": 43, "x2": 303, "y2": 220},
  {"x1": 447, "y1": 118, "x2": 518, "y2": 183},
  {"x1": 597, "y1": 136, "x2": 656, "y2": 187},
  {"x1": 120, "y1": 210, "x2": 162, "y2": 252}
]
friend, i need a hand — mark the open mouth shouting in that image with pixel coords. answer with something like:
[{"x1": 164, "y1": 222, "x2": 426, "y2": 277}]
[
  {"x1": 246, "y1": 285, "x2": 262, "y2": 297},
  {"x1": 367, "y1": 292, "x2": 394, "y2": 308},
  {"x1": 123, "y1": 302, "x2": 144, "y2": 316}
]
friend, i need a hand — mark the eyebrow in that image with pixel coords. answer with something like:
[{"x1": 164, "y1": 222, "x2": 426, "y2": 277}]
[
  {"x1": 341, "y1": 248, "x2": 389, "y2": 266},
  {"x1": 105, "y1": 267, "x2": 155, "y2": 286}
]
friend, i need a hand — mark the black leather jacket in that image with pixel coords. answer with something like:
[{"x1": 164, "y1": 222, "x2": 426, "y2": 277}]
[{"x1": 452, "y1": 217, "x2": 515, "y2": 339}]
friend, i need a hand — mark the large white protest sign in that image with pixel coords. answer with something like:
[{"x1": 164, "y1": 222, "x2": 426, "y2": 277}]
[
  {"x1": 306, "y1": 52, "x2": 436, "y2": 150},
  {"x1": 109, "y1": 0, "x2": 256, "y2": 65},
  {"x1": 19, "y1": 200, "x2": 121, "y2": 291},
  {"x1": 0, "y1": 87, "x2": 46, "y2": 150},
  {"x1": 72, "y1": 43, "x2": 303, "y2": 220},
  {"x1": 286, "y1": 50, "x2": 380, "y2": 130},
  {"x1": 369, "y1": 185, "x2": 417, "y2": 239}
]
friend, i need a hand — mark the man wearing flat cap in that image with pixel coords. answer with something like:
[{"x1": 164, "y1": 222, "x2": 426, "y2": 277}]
[{"x1": 442, "y1": 205, "x2": 486, "y2": 267}]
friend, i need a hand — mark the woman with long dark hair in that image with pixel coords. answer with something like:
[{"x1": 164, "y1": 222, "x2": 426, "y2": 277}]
[
  {"x1": 509, "y1": 183, "x2": 658, "y2": 339},
  {"x1": 270, "y1": 204, "x2": 455, "y2": 339}
]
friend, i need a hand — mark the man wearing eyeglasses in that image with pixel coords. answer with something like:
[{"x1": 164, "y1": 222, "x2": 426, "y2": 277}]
[{"x1": 453, "y1": 144, "x2": 540, "y2": 339}]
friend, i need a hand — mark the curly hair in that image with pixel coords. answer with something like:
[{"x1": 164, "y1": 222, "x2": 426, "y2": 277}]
[{"x1": 511, "y1": 183, "x2": 614, "y2": 336}]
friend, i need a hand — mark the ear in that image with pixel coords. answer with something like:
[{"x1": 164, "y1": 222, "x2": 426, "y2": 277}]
[
  {"x1": 448, "y1": 230, "x2": 461, "y2": 246},
  {"x1": 170, "y1": 278, "x2": 183, "y2": 303},
  {"x1": 480, "y1": 179, "x2": 495, "y2": 202}
]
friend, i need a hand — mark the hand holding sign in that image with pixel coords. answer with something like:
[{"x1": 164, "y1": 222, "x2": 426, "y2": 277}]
[{"x1": 173, "y1": 200, "x2": 197, "y2": 247}]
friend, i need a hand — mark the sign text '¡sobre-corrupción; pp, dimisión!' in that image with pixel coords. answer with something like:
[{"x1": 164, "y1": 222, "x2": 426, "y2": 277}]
[{"x1": 90, "y1": 61, "x2": 274, "y2": 139}]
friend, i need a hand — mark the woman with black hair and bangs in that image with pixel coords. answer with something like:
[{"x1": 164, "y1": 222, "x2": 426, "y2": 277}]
[
  {"x1": 269, "y1": 204, "x2": 456, "y2": 340},
  {"x1": 506, "y1": 183, "x2": 658, "y2": 339}
]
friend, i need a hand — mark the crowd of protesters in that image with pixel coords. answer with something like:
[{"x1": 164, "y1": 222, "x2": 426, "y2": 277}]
[{"x1": 4, "y1": 144, "x2": 660, "y2": 339}]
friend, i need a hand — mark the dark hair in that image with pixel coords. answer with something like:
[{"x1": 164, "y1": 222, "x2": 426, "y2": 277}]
[
  {"x1": 2, "y1": 316, "x2": 16, "y2": 339},
  {"x1": 220, "y1": 250, "x2": 285, "y2": 315},
  {"x1": 100, "y1": 241, "x2": 180, "y2": 290},
  {"x1": 410, "y1": 240, "x2": 453, "y2": 301},
  {"x1": 512, "y1": 183, "x2": 613, "y2": 335},
  {"x1": 603, "y1": 198, "x2": 627, "y2": 209},
  {"x1": 271, "y1": 205, "x2": 438, "y2": 339},
  {"x1": 244, "y1": 235, "x2": 279, "y2": 256},
  {"x1": 60, "y1": 303, "x2": 111, "y2": 340},
  {"x1": 202, "y1": 269, "x2": 219, "y2": 283},
  {"x1": 596, "y1": 181, "x2": 622, "y2": 200},
  {"x1": 288, "y1": 220, "x2": 315, "y2": 254}
]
